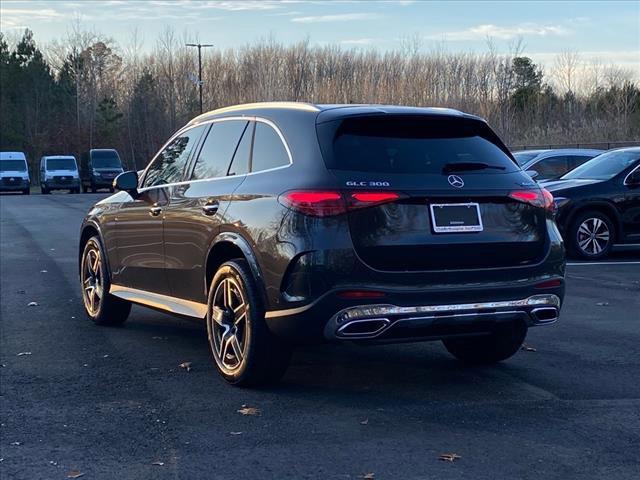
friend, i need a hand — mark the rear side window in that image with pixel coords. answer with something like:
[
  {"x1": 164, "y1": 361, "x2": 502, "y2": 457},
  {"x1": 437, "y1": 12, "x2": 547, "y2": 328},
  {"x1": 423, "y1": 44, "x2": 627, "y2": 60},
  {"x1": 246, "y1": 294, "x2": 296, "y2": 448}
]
[
  {"x1": 251, "y1": 122, "x2": 289, "y2": 172},
  {"x1": 192, "y1": 120, "x2": 249, "y2": 180},
  {"x1": 144, "y1": 124, "x2": 207, "y2": 187},
  {"x1": 568, "y1": 155, "x2": 593, "y2": 169},
  {"x1": 318, "y1": 115, "x2": 517, "y2": 174},
  {"x1": 534, "y1": 156, "x2": 571, "y2": 178},
  {"x1": 228, "y1": 122, "x2": 253, "y2": 176}
]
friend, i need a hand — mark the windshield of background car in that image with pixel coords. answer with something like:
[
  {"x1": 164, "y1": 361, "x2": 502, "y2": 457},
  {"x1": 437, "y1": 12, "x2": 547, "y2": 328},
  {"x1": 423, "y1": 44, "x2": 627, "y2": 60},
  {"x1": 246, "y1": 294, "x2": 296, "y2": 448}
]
[
  {"x1": 46, "y1": 158, "x2": 77, "y2": 170},
  {"x1": 91, "y1": 151, "x2": 122, "y2": 168},
  {"x1": 562, "y1": 150, "x2": 640, "y2": 180},
  {"x1": 318, "y1": 115, "x2": 518, "y2": 174},
  {"x1": 513, "y1": 152, "x2": 539, "y2": 166},
  {"x1": 0, "y1": 160, "x2": 27, "y2": 171}
]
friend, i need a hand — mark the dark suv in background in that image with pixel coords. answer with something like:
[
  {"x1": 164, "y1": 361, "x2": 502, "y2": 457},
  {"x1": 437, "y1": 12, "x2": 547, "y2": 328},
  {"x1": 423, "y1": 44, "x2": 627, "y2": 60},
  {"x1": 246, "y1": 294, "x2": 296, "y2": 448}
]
[
  {"x1": 80, "y1": 149, "x2": 124, "y2": 192},
  {"x1": 79, "y1": 102, "x2": 565, "y2": 386}
]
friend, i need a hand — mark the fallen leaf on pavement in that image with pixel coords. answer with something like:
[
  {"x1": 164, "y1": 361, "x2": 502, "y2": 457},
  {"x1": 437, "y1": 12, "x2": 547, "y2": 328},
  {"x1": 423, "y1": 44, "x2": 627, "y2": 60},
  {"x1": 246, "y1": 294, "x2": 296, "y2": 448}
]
[
  {"x1": 10, "y1": 441, "x2": 21, "y2": 446},
  {"x1": 439, "y1": 453, "x2": 461, "y2": 462},
  {"x1": 360, "y1": 419, "x2": 369, "y2": 425},
  {"x1": 40, "y1": 270, "x2": 48, "y2": 273},
  {"x1": 521, "y1": 344, "x2": 537, "y2": 352},
  {"x1": 27, "y1": 301, "x2": 38, "y2": 307},
  {"x1": 67, "y1": 471, "x2": 84, "y2": 478},
  {"x1": 179, "y1": 362, "x2": 192, "y2": 372},
  {"x1": 237, "y1": 407, "x2": 260, "y2": 416},
  {"x1": 17, "y1": 352, "x2": 32, "y2": 356},
  {"x1": 361, "y1": 473, "x2": 375, "y2": 479},
  {"x1": 230, "y1": 431, "x2": 243, "y2": 435},
  {"x1": 152, "y1": 461, "x2": 164, "y2": 466},
  {"x1": 596, "y1": 302, "x2": 609, "y2": 306}
]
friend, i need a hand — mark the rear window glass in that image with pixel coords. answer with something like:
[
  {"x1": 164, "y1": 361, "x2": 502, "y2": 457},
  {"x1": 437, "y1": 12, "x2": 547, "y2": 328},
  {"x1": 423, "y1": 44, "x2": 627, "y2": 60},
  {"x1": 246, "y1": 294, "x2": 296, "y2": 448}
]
[
  {"x1": 0, "y1": 160, "x2": 27, "y2": 171},
  {"x1": 46, "y1": 158, "x2": 77, "y2": 170},
  {"x1": 318, "y1": 116, "x2": 518, "y2": 174}
]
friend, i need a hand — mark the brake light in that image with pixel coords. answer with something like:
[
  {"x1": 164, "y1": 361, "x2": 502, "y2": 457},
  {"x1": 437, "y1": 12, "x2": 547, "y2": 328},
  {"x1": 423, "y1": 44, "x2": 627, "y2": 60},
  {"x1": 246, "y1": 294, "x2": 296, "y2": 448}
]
[
  {"x1": 280, "y1": 190, "x2": 403, "y2": 217},
  {"x1": 509, "y1": 188, "x2": 555, "y2": 212}
]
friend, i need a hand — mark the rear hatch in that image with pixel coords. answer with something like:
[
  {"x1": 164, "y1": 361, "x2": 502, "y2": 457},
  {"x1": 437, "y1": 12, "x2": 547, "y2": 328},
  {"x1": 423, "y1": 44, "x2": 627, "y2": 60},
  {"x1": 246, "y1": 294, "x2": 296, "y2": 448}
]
[{"x1": 316, "y1": 114, "x2": 549, "y2": 271}]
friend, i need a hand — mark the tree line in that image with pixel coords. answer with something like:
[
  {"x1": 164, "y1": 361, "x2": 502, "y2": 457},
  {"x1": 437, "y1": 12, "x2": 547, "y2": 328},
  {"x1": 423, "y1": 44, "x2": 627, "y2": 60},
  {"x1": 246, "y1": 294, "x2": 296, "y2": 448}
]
[{"x1": 1, "y1": 28, "x2": 638, "y2": 174}]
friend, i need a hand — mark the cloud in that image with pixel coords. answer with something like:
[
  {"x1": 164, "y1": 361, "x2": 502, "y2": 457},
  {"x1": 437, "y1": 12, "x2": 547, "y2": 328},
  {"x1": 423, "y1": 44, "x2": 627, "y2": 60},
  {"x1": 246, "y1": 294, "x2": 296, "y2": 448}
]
[
  {"x1": 340, "y1": 38, "x2": 374, "y2": 45},
  {"x1": 148, "y1": 0, "x2": 282, "y2": 11},
  {"x1": 291, "y1": 13, "x2": 380, "y2": 23},
  {"x1": 427, "y1": 23, "x2": 572, "y2": 41},
  {"x1": 0, "y1": 7, "x2": 66, "y2": 28}
]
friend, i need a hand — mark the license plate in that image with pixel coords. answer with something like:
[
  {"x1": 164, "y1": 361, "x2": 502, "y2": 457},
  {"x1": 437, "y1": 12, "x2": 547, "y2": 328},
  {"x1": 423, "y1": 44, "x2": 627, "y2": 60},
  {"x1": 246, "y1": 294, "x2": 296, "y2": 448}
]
[{"x1": 429, "y1": 203, "x2": 483, "y2": 233}]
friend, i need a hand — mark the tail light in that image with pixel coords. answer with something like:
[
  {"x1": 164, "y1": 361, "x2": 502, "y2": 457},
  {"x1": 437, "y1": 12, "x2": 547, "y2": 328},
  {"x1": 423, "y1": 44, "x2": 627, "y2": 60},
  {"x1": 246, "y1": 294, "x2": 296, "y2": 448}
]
[
  {"x1": 509, "y1": 188, "x2": 555, "y2": 213},
  {"x1": 279, "y1": 190, "x2": 404, "y2": 217}
]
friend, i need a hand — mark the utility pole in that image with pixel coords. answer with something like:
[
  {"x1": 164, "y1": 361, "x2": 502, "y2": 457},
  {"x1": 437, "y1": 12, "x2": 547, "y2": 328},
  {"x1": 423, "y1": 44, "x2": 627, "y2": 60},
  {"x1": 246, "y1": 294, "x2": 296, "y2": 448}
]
[{"x1": 186, "y1": 43, "x2": 214, "y2": 114}]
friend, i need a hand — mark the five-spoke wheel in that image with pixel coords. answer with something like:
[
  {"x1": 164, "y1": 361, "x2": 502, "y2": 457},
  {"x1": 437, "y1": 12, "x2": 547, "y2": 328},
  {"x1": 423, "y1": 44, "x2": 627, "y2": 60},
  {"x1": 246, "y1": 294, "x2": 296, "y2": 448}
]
[
  {"x1": 80, "y1": 236, "x2": 131, "y2": 325},
  {"x1": 207, "y1": 260, "x2": 292, "y2": 386}
]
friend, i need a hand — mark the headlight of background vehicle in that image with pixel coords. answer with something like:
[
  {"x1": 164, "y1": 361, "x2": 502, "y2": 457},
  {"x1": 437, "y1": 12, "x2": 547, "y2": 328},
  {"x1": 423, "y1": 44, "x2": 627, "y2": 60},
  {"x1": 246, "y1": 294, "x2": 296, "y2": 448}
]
[{"x1": 92, "y1": 169, "x2": 100, "y2": 176}]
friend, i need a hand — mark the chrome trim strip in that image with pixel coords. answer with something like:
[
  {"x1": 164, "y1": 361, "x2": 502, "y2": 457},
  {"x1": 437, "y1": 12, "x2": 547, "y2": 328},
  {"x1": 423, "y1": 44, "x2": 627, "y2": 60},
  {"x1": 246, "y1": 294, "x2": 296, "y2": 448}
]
[
  {"x1": 138, "y1": 116, "x2": 293, "y2": 192},
  {"x1": 623, "y1": 163, "x2": 640, "y2": 186},
  {"x1": 332, "y1": 294, "x2": 561, "y2": 323},
  {"x1": 109, "y1": 284, "x2": 207, "y2": 319}
]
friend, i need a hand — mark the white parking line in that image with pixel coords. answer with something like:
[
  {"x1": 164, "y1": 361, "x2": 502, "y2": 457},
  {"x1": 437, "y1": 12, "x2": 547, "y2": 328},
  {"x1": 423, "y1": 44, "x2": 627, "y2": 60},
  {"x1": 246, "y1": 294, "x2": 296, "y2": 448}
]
[{"x1": 567, "y1": 261, "x2": 640, "y2": 266}]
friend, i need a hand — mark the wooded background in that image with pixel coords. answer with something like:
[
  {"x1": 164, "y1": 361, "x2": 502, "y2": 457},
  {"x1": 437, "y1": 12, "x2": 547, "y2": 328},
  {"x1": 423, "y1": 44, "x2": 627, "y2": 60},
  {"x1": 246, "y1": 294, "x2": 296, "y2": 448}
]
[{"x1": 1, "y1": 27, "x2": 638, "y2": 174}]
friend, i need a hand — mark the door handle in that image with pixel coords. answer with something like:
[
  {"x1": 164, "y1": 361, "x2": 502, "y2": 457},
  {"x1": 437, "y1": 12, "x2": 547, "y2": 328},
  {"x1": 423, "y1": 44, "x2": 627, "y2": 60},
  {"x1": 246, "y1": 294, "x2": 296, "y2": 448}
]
[
  {"x1": 149, "y1": 206, "x2": 162, "y2": 216},
  {"x1": 202, "y1": 203, "x2": 219, "y2": 216}
]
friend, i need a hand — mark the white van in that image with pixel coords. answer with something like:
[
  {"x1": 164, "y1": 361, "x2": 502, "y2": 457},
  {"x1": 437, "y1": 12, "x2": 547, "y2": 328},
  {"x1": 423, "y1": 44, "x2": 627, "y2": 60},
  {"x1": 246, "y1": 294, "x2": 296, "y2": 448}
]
[
  {"x1": 0, "y1": 151, "x2": 31, "y2": 195},
  {"x1": 40, "y1": 155, "x2": 80, "y2": 194}
]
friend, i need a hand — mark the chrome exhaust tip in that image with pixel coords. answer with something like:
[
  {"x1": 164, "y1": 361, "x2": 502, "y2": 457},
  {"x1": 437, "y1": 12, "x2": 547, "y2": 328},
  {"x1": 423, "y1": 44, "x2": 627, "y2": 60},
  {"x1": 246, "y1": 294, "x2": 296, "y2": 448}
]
[
  {"x1": 336, "y1": 318, "x2": 390, "y2": 338},
  {"x1": 530, "y1": 307, "x2": 559, "y2": 324}
]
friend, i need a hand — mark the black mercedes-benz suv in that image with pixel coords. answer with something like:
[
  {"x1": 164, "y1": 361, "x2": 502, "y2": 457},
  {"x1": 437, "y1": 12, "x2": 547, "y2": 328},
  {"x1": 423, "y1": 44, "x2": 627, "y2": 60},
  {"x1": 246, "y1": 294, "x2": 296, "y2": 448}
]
[{"x1": 79, "y1": 102, "x2": 565, "y2": 386}]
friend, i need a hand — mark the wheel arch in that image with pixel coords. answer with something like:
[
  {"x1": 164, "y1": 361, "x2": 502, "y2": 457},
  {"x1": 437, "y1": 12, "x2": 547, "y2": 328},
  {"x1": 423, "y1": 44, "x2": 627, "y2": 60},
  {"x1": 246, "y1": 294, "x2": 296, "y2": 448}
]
[
  {"x1": 204, "y1": 232, "x2": 267, "y2": 303},
  {"x1": 565, "y1": 201, "x2": 623, "y2": 240},
  {"x1": 78, "y1": 221, "x2": 109, "y2": 276}
]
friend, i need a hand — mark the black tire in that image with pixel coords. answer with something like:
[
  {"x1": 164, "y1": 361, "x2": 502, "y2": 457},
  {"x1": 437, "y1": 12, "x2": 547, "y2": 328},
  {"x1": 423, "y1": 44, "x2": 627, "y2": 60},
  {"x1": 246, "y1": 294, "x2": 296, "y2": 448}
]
[
  {"x1": 206, "y1": 259, "x2": 291, "y2": 386},
  {"x1": 568, "y1": 210, "x2": 615, "y2": 260},
  {"x1": 80, "y1": 236, "x2": 131, "y2": 326},
  {"x1": 443, "y1": 320, "x2": 527, "y2": 364},
  {"x1": 22, "y1": 188, "x2": 30, "y2": 195}
]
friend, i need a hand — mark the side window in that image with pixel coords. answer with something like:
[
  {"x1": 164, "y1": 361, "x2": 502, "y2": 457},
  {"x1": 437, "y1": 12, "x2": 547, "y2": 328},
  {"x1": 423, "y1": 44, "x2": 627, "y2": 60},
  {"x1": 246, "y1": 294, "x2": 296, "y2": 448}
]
[
  {"x1": 192, "y1": 120, "x2": 249, "y2": 180},
  {"x1": 534, "y1": 156, "x2": 569, "y2": 179},
  {"x1": 568, "y1": 155, "x2": 591, "y2": 169},
  {"x1": 251, "y1": 122, "x2": 289, "y2": 172},
  {"x1": 228, "y1": 122, "x2": 253, "y2": 176},
  {"x1": 143, "y1": 125, "x2": 206, "y2": 188}
]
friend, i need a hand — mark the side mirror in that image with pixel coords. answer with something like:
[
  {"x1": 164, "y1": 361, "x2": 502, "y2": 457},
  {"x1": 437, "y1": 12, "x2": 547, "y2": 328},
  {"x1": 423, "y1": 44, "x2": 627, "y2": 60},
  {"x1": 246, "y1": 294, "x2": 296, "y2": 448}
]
[
  {"x1": 525, "y1": 169, "x2": 539, "y2": 180},
  {"x1": 114, "y1": 170, "x2": 139, "y2": 195}
]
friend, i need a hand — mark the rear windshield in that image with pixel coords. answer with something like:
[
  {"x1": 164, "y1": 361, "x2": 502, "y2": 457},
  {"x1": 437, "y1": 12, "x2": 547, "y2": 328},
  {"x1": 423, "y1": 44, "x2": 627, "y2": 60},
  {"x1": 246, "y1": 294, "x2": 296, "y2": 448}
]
[
  {"x1": 47, "y1": 158, "x2": 77, "y2": 170},
  {"x1": 0, "y1": 160, "x2": 27, "y2": 171},
  {"x1": 318, "y1": 115, "x2": 518, "y2": 174},
  {"x1": 91, "y1": 150, "x2": 121, "y2": 168}
]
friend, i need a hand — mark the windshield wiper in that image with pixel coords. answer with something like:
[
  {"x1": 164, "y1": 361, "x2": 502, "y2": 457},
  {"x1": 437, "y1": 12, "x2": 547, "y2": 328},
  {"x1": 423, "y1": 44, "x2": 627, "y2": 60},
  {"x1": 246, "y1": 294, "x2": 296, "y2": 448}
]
[{"x1": 443, "y1": 162, "x2": 506, "y2": 173}]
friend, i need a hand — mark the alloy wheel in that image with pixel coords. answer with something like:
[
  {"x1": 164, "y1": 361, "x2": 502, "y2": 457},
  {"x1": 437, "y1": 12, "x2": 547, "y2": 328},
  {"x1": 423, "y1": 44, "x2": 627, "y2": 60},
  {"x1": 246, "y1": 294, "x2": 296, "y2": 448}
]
[
  {"x1": 210, "y1": 277, "x2": 248, "y2": 373},
  {"x1": 577, "y1": 217, "x2": 610, "y2": 256},
  {"x1": 82, "y1": 245, "x2": 103, "y2": 316}
]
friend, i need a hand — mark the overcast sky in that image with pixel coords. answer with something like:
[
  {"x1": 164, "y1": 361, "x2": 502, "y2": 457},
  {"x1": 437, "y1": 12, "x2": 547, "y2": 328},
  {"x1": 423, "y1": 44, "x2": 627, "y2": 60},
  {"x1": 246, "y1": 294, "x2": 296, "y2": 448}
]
[{"x1": 1, "y1": 0, "x2": 638, "y2": 72}]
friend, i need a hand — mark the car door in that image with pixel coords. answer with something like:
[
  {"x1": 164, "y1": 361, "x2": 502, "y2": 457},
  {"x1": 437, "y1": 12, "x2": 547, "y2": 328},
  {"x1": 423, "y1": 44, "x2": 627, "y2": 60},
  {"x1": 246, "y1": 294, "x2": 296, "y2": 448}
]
[
  {"x1": 621, "y1": 162, "x2": 640, "y2": 241},
  {"x1": 112, "y1": 124, "x2": 208, "y2": 295},
  {"x1": 164, "y1": 119, "x2": 252, "y2": 303}
]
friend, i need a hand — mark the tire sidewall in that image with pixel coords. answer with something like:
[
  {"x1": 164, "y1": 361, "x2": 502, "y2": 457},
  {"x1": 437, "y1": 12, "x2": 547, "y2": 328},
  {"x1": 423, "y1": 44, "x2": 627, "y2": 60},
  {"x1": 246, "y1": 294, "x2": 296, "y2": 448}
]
[
  {"x1": 81, "y1": 237, "x2": 108, "y2": 321},
  {"x1": 569, "y1": 211, "x2": 615, "y2": 259}
]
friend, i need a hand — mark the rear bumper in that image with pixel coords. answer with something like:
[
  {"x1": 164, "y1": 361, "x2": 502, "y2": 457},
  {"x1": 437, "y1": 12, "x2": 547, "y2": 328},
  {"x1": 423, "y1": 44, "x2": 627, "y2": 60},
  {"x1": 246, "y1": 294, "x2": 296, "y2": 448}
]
[{"x1": 265, "y1": 281, "x2": 564, "y2": 344}]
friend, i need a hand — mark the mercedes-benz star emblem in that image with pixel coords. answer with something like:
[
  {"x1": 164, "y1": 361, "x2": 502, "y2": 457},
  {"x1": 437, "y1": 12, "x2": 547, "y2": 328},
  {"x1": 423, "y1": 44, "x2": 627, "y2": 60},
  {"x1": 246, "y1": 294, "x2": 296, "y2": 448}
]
[{"x1": 447, "y1": 175, "x2": 464, "y2": 188}]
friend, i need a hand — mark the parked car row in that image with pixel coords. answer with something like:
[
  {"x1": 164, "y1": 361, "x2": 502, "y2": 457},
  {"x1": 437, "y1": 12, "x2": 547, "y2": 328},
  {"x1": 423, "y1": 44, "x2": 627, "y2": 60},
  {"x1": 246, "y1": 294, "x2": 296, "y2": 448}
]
[
  {"x1": 513, "y1": 147, "x2": 640, "y2": 259},
  {"x1": 0, "y1": 149, "x2": 124, "y2": 194}
]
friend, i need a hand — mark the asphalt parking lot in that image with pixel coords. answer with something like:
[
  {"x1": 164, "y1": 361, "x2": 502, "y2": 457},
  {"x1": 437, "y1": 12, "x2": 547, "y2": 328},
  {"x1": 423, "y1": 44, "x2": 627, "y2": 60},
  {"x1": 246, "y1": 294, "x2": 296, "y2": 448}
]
[{"x1": 1, "y1": 193, "x2": 639, "y2": 480}]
